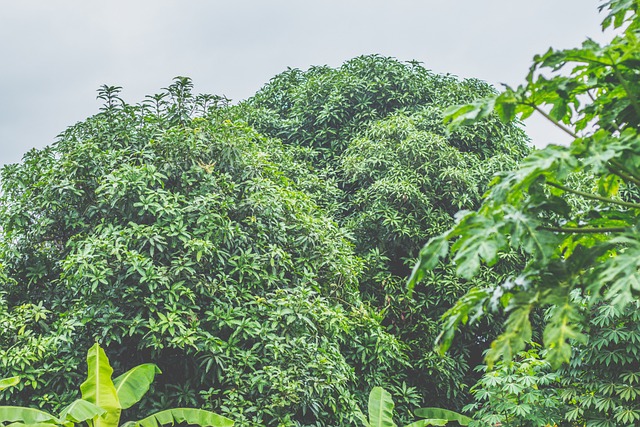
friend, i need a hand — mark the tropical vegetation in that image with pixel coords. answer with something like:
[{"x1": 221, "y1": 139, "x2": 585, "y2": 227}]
[
  {"x1": 1, "y1": 0, "x2": 639, "y2": 426},
  {"x1": 0, "y1": 343, "x2": 232, "y2": 427}
]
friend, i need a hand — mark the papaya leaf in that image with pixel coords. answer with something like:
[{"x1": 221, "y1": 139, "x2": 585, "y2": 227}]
[
  {"x1": 543, "y1": 300, "x2": 587, "y2": 368},
  {"x1": 485, "y1": 305, "x2": 533, "y2": 368}
]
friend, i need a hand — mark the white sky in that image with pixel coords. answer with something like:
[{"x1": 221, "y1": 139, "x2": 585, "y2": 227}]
[{"x1": 0, "y1": 0, "x2": 609, "y2": 165}]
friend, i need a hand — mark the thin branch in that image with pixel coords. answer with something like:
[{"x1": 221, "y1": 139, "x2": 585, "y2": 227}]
[
  {"x1": 607, "y1": 165, "x2": 640, "y2": 187},
  {"x1": 546, "y1": 181, "x2": 640, "y2": 209},
  {"x1": 531, "y1": 105, "x2": 579, "y2": 139},
  {"x1": 609, "y1": 159, "x2": 640, "y2": 184},
  {"x1": 540, "y1": 226, "x2": 626, "y2": 234}
]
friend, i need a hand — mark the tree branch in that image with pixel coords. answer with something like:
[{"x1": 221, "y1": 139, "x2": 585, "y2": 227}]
[
  {"x1": 607, "y1": 166, "x2": 640, "y2": 187},
  {"x1": 546, "y1": 181, "x2": 640, "y2": 209},
  {"x1": 531, "y1": 105, "x2": 579, "y2": 139},
  {"x1": 609, "y1": 159, "x2": 640, "y2": 185}
]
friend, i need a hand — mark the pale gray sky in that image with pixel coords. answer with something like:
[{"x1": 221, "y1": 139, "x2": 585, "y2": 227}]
[{"x1": 1, "y1": 1, "x2": 608, "y2": 165}]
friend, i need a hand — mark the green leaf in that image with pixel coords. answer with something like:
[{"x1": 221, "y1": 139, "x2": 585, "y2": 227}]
[
  {"x1": 80, "y1": 343, "x2": 121, "y2": 427},
  {"x1": 58, "y1": 399, "x2": 106, "y2": 423},
  {"x1": 485, "y1": 305, "x2": 533, "y2": 368},
  {"x1": 404, "y1": 420, "x2": 447, "y2": 427},
  {"x1": 113, "y1": 364, "x2": 161, "y2": 409},
  {"x1": 543, "y1": 298, "x2": 586, "y2": 368},
  {"x1": 595, "y1": 236, "x2": 640, "y2": 309},
  {"x1": 367, "y1": 387, "x2": 396, "y2": 427},
  {"x1": 414, "y1": 408, "x2": 472, "y2": 426},
  {"x1": 407, "y1": 235, "x2": 449, "y2": 295},
  {"x1": 443, "y1": 97, "x2": 496, "y2": 130},
  {"x1": 4, "y1": 423, "x2": 65, "y2": 427},
  {"x1": 0, "y1": 377, "x2": 20, "y2": 391},
  {"x1": 126, "y1": 408, "x2": 233, "y2": 427},
  {"x1": 0, "y1": 407, "x2": 60, "y2": 425},
  {"x1": 356, "y1": 410, "x2": 370, "y2": 427}
]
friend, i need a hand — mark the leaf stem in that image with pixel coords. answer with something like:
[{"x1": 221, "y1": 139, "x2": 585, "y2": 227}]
[
  {"x1": 609, "y1": 159, "x2": 640, "y2": 185},
  {"x1": 531, "y1": 105, "x2": 579, "y2": 139},
  {"x1": 546, "y1": 181, "x2": 640, "y2": 209},
  {"x1": 607, "y1": 166, "x2": 640, "y2": 187}
]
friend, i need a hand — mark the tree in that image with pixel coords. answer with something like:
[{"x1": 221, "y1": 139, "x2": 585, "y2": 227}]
[
  {"x1": 246, "y1": 55, "x2": 531, "y2": 412},
  {"x1": 0, "y1": 79, "x2": 405, "y2": 427},
  {"x1": 409, "y1": 0, "x2": 640, "y2": 368}
]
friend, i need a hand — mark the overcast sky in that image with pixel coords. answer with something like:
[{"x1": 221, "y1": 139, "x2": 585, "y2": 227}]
[{"x1": 0, "y1": 1, "x2": 609, "y2": 166}]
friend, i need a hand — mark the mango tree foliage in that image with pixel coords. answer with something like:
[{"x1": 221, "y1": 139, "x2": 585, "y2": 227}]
[
  {"x1": 409, "y1": 0, "x2": 640, "y2": 368},
  {"x1": 246, "y1": 55, "x2": 531, "y2": 413},
  {"x1": 0, "y1": 80, "x2": 406, "y2": 427}
]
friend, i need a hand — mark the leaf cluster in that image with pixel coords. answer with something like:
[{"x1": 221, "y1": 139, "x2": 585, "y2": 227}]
[{"x1": 410, "y1": 0, "x2": 640, "y2": 368}]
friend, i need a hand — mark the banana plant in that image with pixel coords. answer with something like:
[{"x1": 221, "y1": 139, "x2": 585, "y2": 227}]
[
  {"x1": 0, "y1": 377, "x2": 19, "y2": 392},
  {"x1": 0, "y1": 343, "x2": 233, "y2": 427},
  {"x1": 357, "y1": 387, "x2": 472, "y2": 427}
]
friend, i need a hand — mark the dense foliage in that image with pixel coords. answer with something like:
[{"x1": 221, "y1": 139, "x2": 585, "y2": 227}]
[
  {"x1": 411, "y1": 0, "x2": 640, "y2": 367},
  {"x1": 0, "y1": 80, "x2": 406, "y2": 427},
  {"x1": 408, "y1": 0, "x2": 640, "y2": 425},
  {"x1": 464, "y1": 347, "x2": 563, "y2": 427},
  {"x1": 0, "y1": 56, "x2": 531, "y2": 426},
  {"x1": 6, "y1": 0, "x2": 640, "y2": 421},
  {"x1": 246, "y1": 55, "x2": 530, "y2": 409},
  {"x1": 558, "y1": 300, "x2": 640, "y2": 426}
]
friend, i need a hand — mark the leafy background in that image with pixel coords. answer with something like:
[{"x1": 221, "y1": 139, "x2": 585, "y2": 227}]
[{"x1": 0, "y1": 57, "x2": 528, "y2": 426}]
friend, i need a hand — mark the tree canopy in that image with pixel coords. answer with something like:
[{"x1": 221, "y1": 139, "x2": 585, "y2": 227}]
[
  {"x1": 0, "y1": 80, "x2": 407, "y2": 426},
  {"x1": 246, "y1": 55, "x2": 530, "y2": 410},
  {"x1": 0, "y1": 57, "x2": 531, "y2": 426}
]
